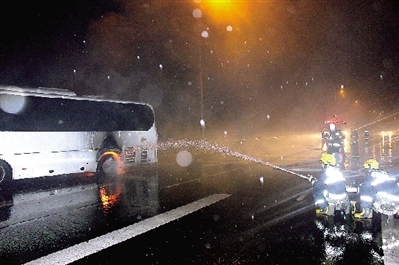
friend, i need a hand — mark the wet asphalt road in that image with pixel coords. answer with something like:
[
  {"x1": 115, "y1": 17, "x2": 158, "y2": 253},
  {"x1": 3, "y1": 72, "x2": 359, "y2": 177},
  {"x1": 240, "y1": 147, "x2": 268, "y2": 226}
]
[{"x1": 0, "y1": 131, "x2": 399, "y2": 264}]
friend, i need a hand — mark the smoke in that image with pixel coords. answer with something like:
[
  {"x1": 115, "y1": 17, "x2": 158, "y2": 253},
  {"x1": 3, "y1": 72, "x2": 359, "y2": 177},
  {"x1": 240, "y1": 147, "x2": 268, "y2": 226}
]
[{"x1": 81, "y1": 0, "x2": 346, "y2": 136}]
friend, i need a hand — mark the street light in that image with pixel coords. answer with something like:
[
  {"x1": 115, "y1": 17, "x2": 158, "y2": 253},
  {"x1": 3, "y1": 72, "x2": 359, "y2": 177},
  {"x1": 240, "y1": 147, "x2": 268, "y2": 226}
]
[
  {"x1": 195, "y1": 0, "x2": 246, "y2": 24},
  {"x1": 340, "y1": 85, "x2": 345, "y2": 98},
  {"x1": 193, "y1": 0, "x2": 241, "y2": 138}
]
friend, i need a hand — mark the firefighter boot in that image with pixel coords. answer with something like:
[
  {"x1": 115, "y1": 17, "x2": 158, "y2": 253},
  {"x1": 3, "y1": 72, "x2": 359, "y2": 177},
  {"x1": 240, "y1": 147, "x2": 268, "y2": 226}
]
[
  {"x1": 316, "y1": 207, "x2": 328, "y2": 215},
  {"x1": 354, "y1": 208, "x2": 373, "y2": 219},
  {"x1": 350, "y1": 201, "x2": 357, "y2": 215}
]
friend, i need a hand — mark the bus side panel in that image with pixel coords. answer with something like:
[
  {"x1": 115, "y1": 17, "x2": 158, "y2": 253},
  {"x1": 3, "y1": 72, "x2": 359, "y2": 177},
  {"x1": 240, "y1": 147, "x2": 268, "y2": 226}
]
[
  {"x1": 0, "y1": 132, "x2": 100, "y2": 154},
  {"x1": 0, "y1": 132, "x2": 100, "y2": 179},
  {"x1": 3, "y1": 151, "x2": 98, "y2": 180}
]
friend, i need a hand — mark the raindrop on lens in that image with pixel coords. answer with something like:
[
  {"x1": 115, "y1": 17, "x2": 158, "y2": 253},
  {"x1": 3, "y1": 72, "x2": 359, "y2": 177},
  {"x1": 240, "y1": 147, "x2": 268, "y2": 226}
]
[
  {"x1": 176, "y1": 150, "x2": 193, "y2": 167},
  {"x1": 201, "y1": 31, "x2": 209, "y2": 38},
  {"x1": 0, "y1": 94, "x2": 26, "y2": 114},
  {"x1": 192, "y1": 8, "x2": 202, "y2": 18}
]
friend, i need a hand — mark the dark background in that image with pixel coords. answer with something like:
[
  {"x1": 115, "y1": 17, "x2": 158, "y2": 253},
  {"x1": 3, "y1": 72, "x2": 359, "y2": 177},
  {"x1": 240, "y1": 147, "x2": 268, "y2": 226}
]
[{"x1": 1, "y1": 0, "x2": 398, "y2": 138}]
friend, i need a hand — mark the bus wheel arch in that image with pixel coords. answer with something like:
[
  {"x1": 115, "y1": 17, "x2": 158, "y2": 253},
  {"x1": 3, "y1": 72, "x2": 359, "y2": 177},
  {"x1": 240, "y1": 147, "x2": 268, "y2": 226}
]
[{"x1": 0, "y1": 159, "x2": 13, "y2": 184}]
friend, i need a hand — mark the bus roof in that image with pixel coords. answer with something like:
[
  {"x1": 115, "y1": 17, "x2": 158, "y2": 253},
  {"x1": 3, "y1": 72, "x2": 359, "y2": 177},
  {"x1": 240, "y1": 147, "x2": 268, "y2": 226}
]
[
  {"x1": 0, "y1": 86, "x2": 152, "y2": 107},
  {"x1": 0, "y1": 86, "x2": 77, "y2": 96}
]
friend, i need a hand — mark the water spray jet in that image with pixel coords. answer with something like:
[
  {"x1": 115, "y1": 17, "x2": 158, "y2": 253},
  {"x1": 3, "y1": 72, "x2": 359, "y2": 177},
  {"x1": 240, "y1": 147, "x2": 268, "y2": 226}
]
[{"x1": 157, "y1": 139, "x2": 313, "y2": 183}]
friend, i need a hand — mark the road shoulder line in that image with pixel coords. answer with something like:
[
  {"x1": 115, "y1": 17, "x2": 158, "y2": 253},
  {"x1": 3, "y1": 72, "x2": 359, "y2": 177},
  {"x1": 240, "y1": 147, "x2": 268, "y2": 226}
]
[{"x1": 25, "y1": 193, "x2": 231, "y2": 265}]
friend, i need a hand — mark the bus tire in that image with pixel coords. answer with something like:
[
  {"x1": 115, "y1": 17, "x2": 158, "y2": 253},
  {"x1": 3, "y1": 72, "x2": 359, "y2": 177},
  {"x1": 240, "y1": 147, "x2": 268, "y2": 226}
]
[{"x1": 0, "y1": 159, "x2": 12, "y2": 185}]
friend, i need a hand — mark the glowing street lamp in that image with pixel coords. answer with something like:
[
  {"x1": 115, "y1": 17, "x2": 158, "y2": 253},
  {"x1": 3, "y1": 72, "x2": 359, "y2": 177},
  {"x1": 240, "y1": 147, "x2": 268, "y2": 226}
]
[
  {"x1": 195, "y1": 0, "x2": 246, "y2": 24},
  {"x1": 340, "y1": 85, "x2": 345, "y2": 98}
]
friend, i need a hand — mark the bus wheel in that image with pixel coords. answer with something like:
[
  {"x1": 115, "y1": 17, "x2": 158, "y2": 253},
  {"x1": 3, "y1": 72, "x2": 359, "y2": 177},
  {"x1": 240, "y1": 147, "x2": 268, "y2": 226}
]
[{"x1": 0, "y1": 160, "x2": 12, "y2": 185}]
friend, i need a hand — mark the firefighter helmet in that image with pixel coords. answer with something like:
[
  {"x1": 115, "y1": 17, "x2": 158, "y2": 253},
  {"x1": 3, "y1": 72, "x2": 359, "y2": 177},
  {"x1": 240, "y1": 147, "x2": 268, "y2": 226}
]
[
  {"x1": 320, "y1": 153, "x2": 336, "y2": 166},
  {"x1": 363, "y1": 159, "x2": 379, "y2": 170}
]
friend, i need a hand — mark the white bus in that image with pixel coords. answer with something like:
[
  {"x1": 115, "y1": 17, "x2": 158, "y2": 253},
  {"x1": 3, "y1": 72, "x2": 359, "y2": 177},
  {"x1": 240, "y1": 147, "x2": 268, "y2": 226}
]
[{"x1": 0, "y1": 86, "x2": 157, "y2": 184}]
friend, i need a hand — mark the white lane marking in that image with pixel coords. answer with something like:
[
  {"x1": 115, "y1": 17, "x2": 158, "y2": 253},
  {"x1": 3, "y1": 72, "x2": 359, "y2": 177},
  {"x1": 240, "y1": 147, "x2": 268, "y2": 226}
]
[{"x1": 25, "y1": 193, "x2": 231, "y2": 265}]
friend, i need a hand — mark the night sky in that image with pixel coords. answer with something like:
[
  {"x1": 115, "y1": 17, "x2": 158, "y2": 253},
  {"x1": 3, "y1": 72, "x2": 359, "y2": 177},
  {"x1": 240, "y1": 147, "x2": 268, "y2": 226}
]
[{"x1": 1, "y1": 0, "x2": 398, "y2": 138}]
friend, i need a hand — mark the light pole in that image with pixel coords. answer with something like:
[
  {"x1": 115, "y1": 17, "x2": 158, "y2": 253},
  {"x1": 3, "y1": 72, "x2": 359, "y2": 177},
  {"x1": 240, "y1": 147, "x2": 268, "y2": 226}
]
[
  {"x1": 199, "y1": 30, "x2": 208, "y2": 138},
  {"x1": 193, "y1": 7, "x2": 208, "y2": 138},
  {"x1": 192, "y1": 0, "x2": 237, "y2": 138}
]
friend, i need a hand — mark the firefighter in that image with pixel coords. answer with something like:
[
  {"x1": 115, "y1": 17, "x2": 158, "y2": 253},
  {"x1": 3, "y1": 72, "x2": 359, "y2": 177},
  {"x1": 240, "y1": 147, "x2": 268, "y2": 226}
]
[
  {"x1": 355, "y1": 159, "x2": 399, "y2": 219},
  {"x1": 311, "y1": 154, "x2": 348, "y2": 215},
  {"x1": 326, "y1": 123, "x2": 345, "y2": 167}
]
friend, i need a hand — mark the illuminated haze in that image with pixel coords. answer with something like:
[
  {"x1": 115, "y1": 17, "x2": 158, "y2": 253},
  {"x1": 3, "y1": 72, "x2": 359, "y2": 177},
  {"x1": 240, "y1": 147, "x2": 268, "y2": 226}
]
[{"x1": 0, "y1": 0, "x2": 398, "y2": 140}]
